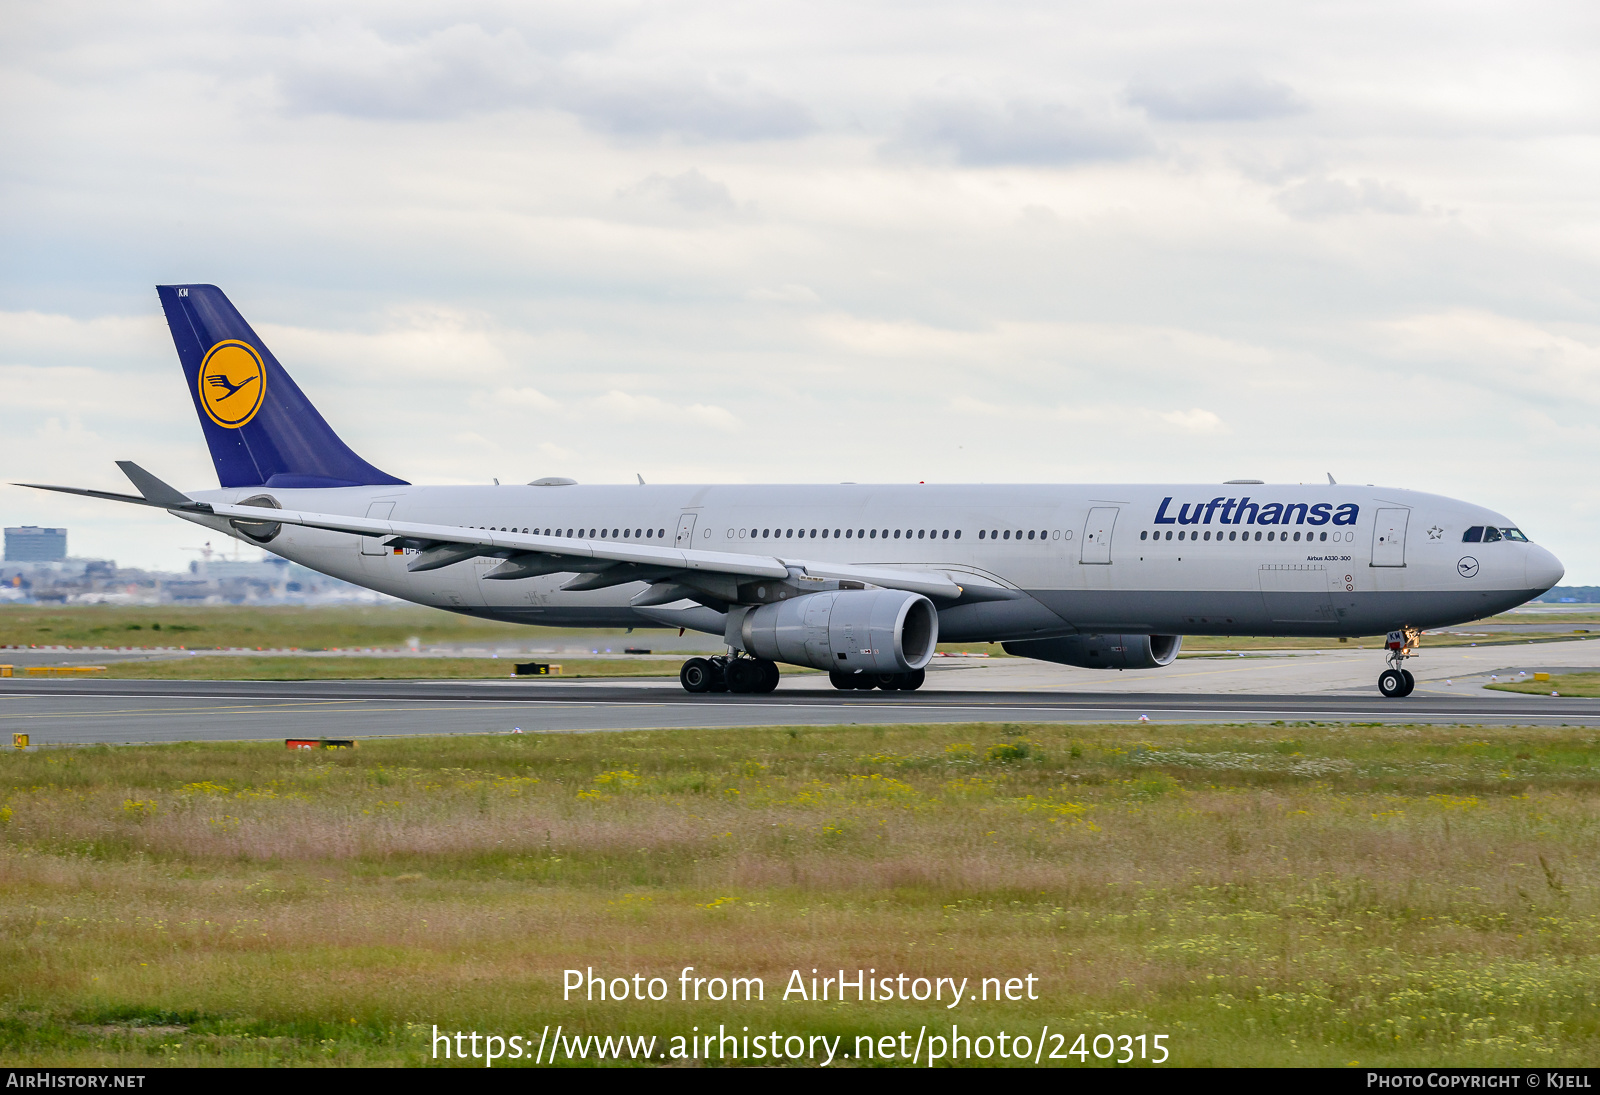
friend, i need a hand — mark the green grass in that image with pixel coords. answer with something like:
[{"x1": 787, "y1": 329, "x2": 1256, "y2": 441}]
[
  {"x1": 0, "y1": 604, "x2": 639, "y2": 651},
  {"x1": 89, "y1": 656, "x2": 686, "y2": 680},
  {"x1": 1487, "y1": 672, "x2": 1600, "y2": 697},
  {"x1": 2, "y1": 722, "x2": 1598, "y2": 1067}
]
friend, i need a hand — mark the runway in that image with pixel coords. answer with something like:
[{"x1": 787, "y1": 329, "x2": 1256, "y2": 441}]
[{"x1": 5, "y1": 672, "x2": 1600, "y2": 745}]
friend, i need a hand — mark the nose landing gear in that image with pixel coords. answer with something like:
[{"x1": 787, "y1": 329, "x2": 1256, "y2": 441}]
[
  {"x1": 680, "y1": 655, "x2": 780, "y2": 694},
  {"x1": 1378, "y1": 628, "x2": 1419, "y2": 697}
]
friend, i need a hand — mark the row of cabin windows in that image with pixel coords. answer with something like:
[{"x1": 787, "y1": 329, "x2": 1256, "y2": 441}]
[
  {"x1": 1141, "y1": 529, "x2": 1349, "y2": 543},
  {"x1": 1463, "y1": 526, "x2": 1529, "y2": 543},
  {"x1": 978, "y1": 529, "x2": 1050, "y2": 540},
  {"x1": 475, "y1": 526, "x2": 667, "y2": 539},
  {"x1": 741, "y1": 528, "x2": 962, "y2": 540}
]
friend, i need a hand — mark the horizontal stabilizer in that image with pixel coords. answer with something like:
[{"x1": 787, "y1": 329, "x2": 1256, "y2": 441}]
[{"x1": 116, "y1": 461, "x2": 195, "y2": 507}]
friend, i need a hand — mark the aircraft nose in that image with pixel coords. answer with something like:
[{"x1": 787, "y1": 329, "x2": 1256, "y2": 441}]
[{"x1": 1526, "y1": 545, "x2": 1564, "y2": 592}]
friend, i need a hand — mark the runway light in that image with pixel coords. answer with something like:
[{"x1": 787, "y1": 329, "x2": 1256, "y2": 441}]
[
  {"x1": 511, "y1": 727, "x2": 523, "y2": 734},
  {"x1": 1138, "y1": 714, "x2": 1150, "y2": 722}
]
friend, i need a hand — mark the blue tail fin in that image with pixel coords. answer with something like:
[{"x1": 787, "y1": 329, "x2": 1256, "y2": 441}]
[{"x1": 157, "y1": 284, "x2": 407, "y2": 489}]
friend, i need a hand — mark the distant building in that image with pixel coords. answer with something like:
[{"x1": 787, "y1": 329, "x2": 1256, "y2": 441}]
[{"x1": 4, "y1": 526, "x2": 67, "y2": 563}]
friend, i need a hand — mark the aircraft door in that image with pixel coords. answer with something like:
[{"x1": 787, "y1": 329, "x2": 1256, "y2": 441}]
[
  {"x1": 360, "y1": 501, "x2": 395, "y2": 555},
  {"x1": 675, "y1": 514, "x2": 698, "y2": 547},
  {"x1": 1371, "y1": 508, "x2": 1409, "y2": 567},
  {"x1": 1081, "y1": 507, "x2": 1119, "y2": 564}
]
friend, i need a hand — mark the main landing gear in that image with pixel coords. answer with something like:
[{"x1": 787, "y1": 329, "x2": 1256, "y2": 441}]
[
  {"x1": 830, "y1": 669, "x2": 926, "y2": 692},
  {"x1": 1378, "y1": 627, "x2": 1420, "y2": 697},
  {"x1": 680, "y1": 655, "x2": 780, "y2": 694}
]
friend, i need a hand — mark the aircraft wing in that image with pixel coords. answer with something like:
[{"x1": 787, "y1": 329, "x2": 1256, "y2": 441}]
[
  {"x1": 18, "y1": 464, "x2": 969, "y2": 603},
  {"x1": 208, "y1": 500, "x2": 966, "y2": 601}
]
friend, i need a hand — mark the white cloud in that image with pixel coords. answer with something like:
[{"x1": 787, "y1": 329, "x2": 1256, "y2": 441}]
[
  {"x1": 893, "y1": 95, "x2": 1149, "y2": 165},
  {"x1": 1128, "y1": 77, "x2": 1307, "y2": 122},
  {"x1": 1275, "y1": 177, "x2": 1427, "y2": 219}
]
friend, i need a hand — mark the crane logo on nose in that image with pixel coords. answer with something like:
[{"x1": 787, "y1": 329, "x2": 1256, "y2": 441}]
[
  {"x1": 1457, "y1": 557, "x2": 1479, "y2": 578},
  {"x1": 198, "y1": 340, "x2": 266, "y2": 428}
]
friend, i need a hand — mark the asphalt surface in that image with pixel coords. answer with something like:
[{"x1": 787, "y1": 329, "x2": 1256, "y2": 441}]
[{"x1": 5, "y1": 675, "x2": 1600, "y2": 745}]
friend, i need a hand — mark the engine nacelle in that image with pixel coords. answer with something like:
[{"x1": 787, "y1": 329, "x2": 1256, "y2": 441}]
[
  {"x1": 740, "y1": 589, "x2": 939, "y2": 673},
  {"x1": 1002, "y1": 633, "x2": 1182, "y2": 670}
]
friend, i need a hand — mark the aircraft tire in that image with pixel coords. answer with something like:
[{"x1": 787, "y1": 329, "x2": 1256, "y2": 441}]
[
  {"x1": 900, "y1": 668, "x2": 926, "y2": 691},
  {"x1": 726, "y1": 659, "x2": 765, "y2": 694},
  {"x1": 680, "y1": 658, "x2": 714, "y2": 694},
  {"x1": 1400, "y1": 669, "x2": 1415, "y2": 696},
  {"x1": 1378, "y1": 669, "x2": 1406, "y2": 697},
  {"x1": 758, "y1": 660, "x2": 781, "y2": 693},
  {"x1": 829, "y1": 670, "x2": 857, "y2": 690},
  {"x1": 871, "y1": 672, "x2": 901, "y2": 691}
]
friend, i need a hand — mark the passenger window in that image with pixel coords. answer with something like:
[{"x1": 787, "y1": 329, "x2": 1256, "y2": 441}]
[
  {"x1": 1293, "y1": 531, "x2": 1300, "y2": 542},
  {"x1": 953, "y1": 530, "x2": 960, "y2": 539},
  {"x1": 1482, "y1": 527, "x2": 1502, "y2": 542},
  {"x1": 1003, "y1": 530, "x2": 1010, "y2": 540},
  {"x1": 1463, "y1": 526, "x2": 1483, "y2": 542},
  {"x1": 1140, "y1": 531, "x2": 1148, "y2": 541},
  {"x1": 845, "y1": 529, "x2": 852, "y2": 538},
  {"x1": 1025, "y1": 530, "x2": 1033, "y2": 540},
  {"x1": 859, "y1": 529, "x2": 866, "y2": 538},
  {"x1": 836, "y1": 529, "x2": 842, "y2": 538},
  {"x1": 894, "y1": 530, "x2": 901, "y2": 539},
  {"x1": 1320, "y1": 532, "x2": 1327, "y2": 541},
  {"x1": 870, "y1": 529, "x2": 877, "y2": 539},
  {"x1": 1203, "y1": 531, "x2": 1210, "y2": 541},
  {"x1": 1165, "y1": 531, "x2": 1172, "y2": 541}
]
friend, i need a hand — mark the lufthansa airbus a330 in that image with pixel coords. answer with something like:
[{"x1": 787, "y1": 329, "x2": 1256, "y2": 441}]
[{"x1": 20, "y1": 285, "x2": 1564, "y2": 697}]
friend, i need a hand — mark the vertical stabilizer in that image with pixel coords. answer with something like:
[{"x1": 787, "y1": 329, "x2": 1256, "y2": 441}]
[{"x1": 157, "y1": 284, "x2": 407, "y2": 489}]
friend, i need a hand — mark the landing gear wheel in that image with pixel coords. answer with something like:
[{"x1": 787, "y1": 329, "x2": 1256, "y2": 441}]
[
  {"x1": 1379, "y1": 669, "x2": 1406, "y2": 698},
  {"x1": 900, "y1": 668, "x2": 926, "y2": 691},
  {"x1": 1400, "y1": 669, "x2": 1415, "y2": 697},
  {"x1": 829, "y1": 670, "x2": 855, "y2": 690},
  {"x1": 758, "y1": 660, "x2": 781, "y2": 693},
  {"x1": 680, "y1": 657, "x2": 713, "y2": 694},
  {"x1": 871, "y1": 673, "x2": 901, "y2": 691},
  {"x1": 726, "y1": 659, "x2": 766, "y2": 694}
]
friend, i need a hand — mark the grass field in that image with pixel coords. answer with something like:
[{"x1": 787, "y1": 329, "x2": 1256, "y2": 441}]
[
  {"x1": 2, "y1": 722, "x2": 1597, "y2": 1067},
  {"x1": 90, "y1": 656, "x2": 688, "y2": 680},
  {"x1": 0, "y1": 604, "x2": 584, "y2": 651},
  {"x1": 1488, "y1": 673, "x2": 1600, "y2": 697}
]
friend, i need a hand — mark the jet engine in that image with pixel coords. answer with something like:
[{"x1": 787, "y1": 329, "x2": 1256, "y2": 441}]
[
  {"x1": 739, "y1": 588, "x2": 939, "y2": 673},
  {"x1": 1002, "y1": 633, "x2": 1181, "y2": 670}
]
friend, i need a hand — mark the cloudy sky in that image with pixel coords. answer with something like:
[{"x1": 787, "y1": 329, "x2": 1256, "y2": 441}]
[{"x1": 2, "y1": 1, "x2": 1598, "y2": 579}]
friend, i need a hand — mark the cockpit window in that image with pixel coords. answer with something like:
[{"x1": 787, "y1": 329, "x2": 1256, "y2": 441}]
[
  {"x1": 1482, "y1": 527, "x2": 1503, "y2": 543},
  {"x1": 1501, "y1": 528, "x2": 1529, "y2": 542},
  {"x1": 1462, "y1": 526, "x2": 1483, "y2": 543}
]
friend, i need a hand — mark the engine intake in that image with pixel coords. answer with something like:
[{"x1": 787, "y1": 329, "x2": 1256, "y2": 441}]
[
  {"x1": 740, "y1": 588, "x2": 938, "y2": 673},
  {"x1": 1002, "y1": 633, "x2": 1182, "y2": 670}
]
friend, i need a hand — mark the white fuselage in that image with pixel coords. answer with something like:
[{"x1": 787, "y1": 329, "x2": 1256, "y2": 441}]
[{"x1": 181, "y1": 481, "x2": 1563, "y2": 642}]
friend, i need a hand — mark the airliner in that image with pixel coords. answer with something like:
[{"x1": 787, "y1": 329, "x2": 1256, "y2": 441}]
[{"x1": 20, "y1": 285, "x2": 1564, "y2": 698}]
